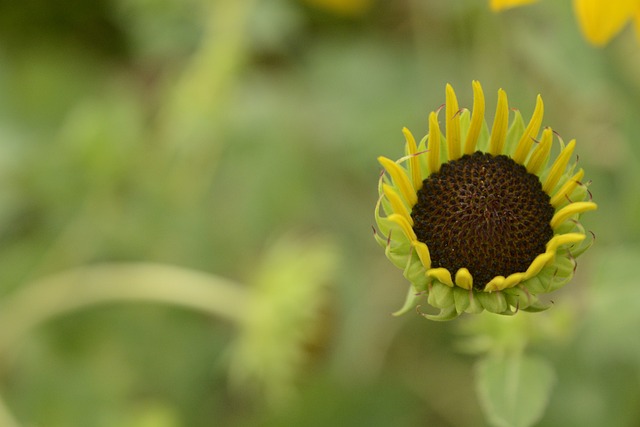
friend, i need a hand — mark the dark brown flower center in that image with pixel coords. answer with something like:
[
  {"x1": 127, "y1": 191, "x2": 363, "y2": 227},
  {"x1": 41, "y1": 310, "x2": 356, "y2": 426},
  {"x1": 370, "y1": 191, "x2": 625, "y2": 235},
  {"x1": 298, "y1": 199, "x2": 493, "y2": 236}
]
[{"x1": 411, "y1": 151, "x2": 555, "y2": 290}]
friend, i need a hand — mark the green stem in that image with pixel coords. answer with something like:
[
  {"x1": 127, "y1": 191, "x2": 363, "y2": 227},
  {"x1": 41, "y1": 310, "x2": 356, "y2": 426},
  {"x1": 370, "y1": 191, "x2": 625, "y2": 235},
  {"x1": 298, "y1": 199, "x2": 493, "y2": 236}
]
[
  {"x1": 0, "y1": 398, "x2": 20, "y2": 427},
  {"x1": 0, "y1": 262, "x2": 247, "y2": 356},
  {"x1": 157, "y1": 0, "x2": 258, "y2": 204},
  {"x1": 0, "y1": 262, "x2": 247, "y2": 427}
]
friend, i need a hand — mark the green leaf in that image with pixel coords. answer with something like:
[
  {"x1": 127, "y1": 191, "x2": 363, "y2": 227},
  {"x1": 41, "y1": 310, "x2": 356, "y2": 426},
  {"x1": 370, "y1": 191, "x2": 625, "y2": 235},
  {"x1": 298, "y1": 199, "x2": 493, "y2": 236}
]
[{"x1": 476, "y1": 354, "x2": 556, "y2": 427}]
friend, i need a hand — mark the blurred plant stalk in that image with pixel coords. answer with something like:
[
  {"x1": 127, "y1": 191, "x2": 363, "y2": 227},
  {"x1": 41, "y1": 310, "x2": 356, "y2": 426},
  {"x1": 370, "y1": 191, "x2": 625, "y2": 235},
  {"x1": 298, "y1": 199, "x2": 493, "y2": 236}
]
[
  {"x1": 154, "y1": 0, "x2": 258, "y2": 205},
  {"x1": 0, "y1": 234, "x2": 336, "y2": 425},
  {"x1": 0, "y1": 263, "x2": 246, "y2": 359}
]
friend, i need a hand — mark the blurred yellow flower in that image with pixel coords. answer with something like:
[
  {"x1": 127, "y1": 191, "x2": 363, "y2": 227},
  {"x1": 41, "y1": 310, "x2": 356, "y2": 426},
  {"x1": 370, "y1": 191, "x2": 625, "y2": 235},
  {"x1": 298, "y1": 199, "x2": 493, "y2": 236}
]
[
  {"x1": 573, "y1": 0, "x2": 640, "y2": 45},
  {"x1": 490, "y1": 0, "x2": 538, "y2": 11},
  {"x1": 303, "y1": 0, "x2": 372, "y2": 16},
  {"x1": 491, "y1": 0, "x2": 640, "y2": 46}
]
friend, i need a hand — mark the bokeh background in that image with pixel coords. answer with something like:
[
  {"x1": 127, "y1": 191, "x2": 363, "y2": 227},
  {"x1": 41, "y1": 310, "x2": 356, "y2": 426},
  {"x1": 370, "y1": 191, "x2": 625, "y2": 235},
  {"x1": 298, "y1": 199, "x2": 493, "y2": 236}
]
[{"x1": 0, "y1": 0, "x2": 637, "y2": 426}]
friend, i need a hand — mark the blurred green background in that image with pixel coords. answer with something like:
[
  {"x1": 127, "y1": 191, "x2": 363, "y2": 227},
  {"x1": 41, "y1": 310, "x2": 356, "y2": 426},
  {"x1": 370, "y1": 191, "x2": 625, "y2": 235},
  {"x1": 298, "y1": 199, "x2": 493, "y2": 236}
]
[{"x1": 0, "y1": 0, "x2": 637, "y2": 426}]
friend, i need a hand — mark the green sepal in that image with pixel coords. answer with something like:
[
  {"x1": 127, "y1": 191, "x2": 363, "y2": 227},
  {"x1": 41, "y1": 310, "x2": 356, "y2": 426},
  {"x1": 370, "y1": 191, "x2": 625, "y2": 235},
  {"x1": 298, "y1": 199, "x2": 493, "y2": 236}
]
[
  {"x1": 469, "y1": 294, "x2": 486, "y2": 314},
  {"x1": 530, "y1": 267, "x2": 555, "y2": 293},
  {"x1": 417, "y1": 134, "x2": 429, "y2": 177},
  {"x1": 474, "y1": 120, "x2": 491, "y2": 152},
  {"x1": 569, "y1": 240, "x2": 593, "y2": 259},
  {"x1": 504, "y1": 109, "x2": 525, "y2": 156},
  {"x1": 453, "y1": 287, "x2": 471, "y2": 314},
  {"x1": 427, "y1": 281, "x2": 455, "y2": 309},
  {"x1": 477, "y1": 291, "x2": 508, "y2": 314},
  {"x1": 379, "y1": 192, "x2": 395, "y2": 217},
  {"x1": 384, "y1": 242, "x2": 411, "y2": 270},
  {"x1": 521, "y1": 299, "x2": 553, "y2": 313},
  {"x1": 554, "y1": 255, "x2": 576, "y2": 278},
  {"x1": 547, "y1": 274, "x2": 572, "y2": 293},
  {"x1": 555, "y1": 220, "x2": 579, "y2": 235},
  {"x1": 373, "y1": 228, "x2": 388, "y2": 248},
  {"x1": 569, "y1": 182, "x2": 588, "y2": 202},
  {"x1": 422, "y1": 304, "x2": 459, "y2": 321},
  {"x1": 392, "y1": 285, "x2": 422, "y2": 317},
  {"x1": 374, "y1": 207, "x2": 394, "y2": 238},
  {"x1": 503, "y1": 288, "x2": 532, "y2": 311},
  {"x1": 403, "y1": 253, "x2": 429, "y2": 289}
]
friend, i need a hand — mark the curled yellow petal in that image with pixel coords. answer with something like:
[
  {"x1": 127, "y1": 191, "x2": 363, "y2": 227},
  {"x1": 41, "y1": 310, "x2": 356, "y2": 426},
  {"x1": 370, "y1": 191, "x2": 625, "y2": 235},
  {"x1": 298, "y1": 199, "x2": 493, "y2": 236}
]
[
  {"x1": 378, "y1": 156, "x2": 418, "y2": 206},
  {"x1": 546, "y1": 232, "x2": 587, "y2": 252},
  {"x1": 526, "y1": 127, "x2": 553, "y2": 174},
  {"x1": 427, "y1": 268, "x2": 454, "y2": 287},
  {"x1": 402, "y1": 127, "x2": 423, "y2": 190},
  {"x1": 427, "y1": 111, "x2": 442, "y2": 174},
  {"x1": 514, "y1": 94, "x2": 544, "y2": 164},
  {"x1": 382, "y1": 184, "x2": 413, "y2": 226},
  {"x1": 454, "y1": 268, "x2": 473, "y2": 290},
  {"x1": 388, "y1": 213, "x2": 417, "y2": 242},
  {"x1": 543, "y1": 139, "x2": 576, "y2": 194},
  {"x1": 550, "y1": 202, "x2": 598, "y2": 229},
  {"x1": 464, "y1": 80, "x2": 485, "y2": 155},
  {"x1": 550, "y1": 169, "x2": 585, "y2": 208},
  {"x1": 525, "y1": 252, "x2": 554, "y2": 279},
  {"x1": 446, "y1": 83, "x2": 461, "y2": 161},
  {"x1": 412, "y1": 241, "x2": 432, "y2": 270},
  {"x1": 484, "y1": 276, "x2": 506, "y2": 292},
  {"x1": 489, "y1": 89, "x2": 509, "y2": 156},
  {"x1": 503, "y1": 272, "x2": 527, "y2": 289}
]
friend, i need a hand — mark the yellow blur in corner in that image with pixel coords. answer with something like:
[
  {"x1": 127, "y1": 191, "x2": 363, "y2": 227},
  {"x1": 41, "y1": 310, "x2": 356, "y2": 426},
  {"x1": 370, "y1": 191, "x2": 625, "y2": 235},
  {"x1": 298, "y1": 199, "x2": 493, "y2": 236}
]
[
  {"x1": 491, "y1": 0, "x2": 640, "y2": 46},
  {"x1": 490, "y1": 0, "x2": 538, "y2": 11},
  {"x1": 573, "y1": 0, "x2": 640, "y2": 46},
  {"x1": 302, "y1": 0, "x2": 372, "y2": 16}
]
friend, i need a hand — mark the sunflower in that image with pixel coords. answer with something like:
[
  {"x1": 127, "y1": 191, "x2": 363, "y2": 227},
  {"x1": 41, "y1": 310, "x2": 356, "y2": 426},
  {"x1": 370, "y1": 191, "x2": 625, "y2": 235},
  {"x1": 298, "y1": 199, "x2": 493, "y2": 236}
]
[
  {"x1": 374, "y1": 82, "x2": 596, "y2": 321},
  {"x1": 491, "y1": 0, "x2": 640, "y2": 46}
]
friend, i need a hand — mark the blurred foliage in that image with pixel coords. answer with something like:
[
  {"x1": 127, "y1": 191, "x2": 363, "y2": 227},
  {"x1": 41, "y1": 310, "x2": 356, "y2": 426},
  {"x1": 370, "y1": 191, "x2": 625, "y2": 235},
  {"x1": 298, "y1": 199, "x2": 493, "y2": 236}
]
[{"x1": 0, "y1": 0, "x2": 638, "y2": 426}]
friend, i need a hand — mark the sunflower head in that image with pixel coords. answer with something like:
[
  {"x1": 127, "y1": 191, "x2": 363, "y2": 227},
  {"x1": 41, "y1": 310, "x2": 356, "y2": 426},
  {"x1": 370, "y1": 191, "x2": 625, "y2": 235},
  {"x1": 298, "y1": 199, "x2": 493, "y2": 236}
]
[{"x1": 374, "y1": 82, "x2": 597, "y2": 321}]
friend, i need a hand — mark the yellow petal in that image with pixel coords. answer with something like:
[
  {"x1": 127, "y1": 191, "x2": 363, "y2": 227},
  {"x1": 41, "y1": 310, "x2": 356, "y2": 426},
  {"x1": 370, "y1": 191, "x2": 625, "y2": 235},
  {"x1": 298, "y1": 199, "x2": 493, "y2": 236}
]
[
  {"x1": 388, "y1": 213, "x2": 418, "y2": 242},
  {"x1": 484, "y1": 276, "x2": 506, "y2": 292},
  {"x1": 490, "y1": 0, "x2": 539, "y2": 11},
  {"x1": 427, "y1": 268, "x2": 454, "y2": 287},
  {"x1": 412, "y1": 241, "x2": 432, "y2": 270},
  {"x1": 543, "y1": 139, "x2": 576, "y2": 194},
  {"x1": 382, "y1": 184, "x2": 413, "y2": 226},
  {"x1": 464, "y1": 80, "x2": 486, "y2": 155},
  {"x1": 503, "y1": 272, "x2": 527, "y2": 289},
  {"x1": 525, "y1": 252, "x2": 555, "y2": 279},
  {"x1": 402, "y1": 127, "x2": 423, "y2": 191},
  {"x1": 446, "y1": 83, "x2": 461, "y2": 161},
  {"x1": 550, "y1": 169, "x2": 585, "y2": 208},
  {"x1": 550, "y1": 201, "x2": 598, "y2": 230},
  {"x1": 546, "y1": 233, "x2": 587, "y2": 252},
  {"x1": 454, "y1": 268, "x2": 473, "y2": 290},
  {"x1": 378, "y1": 156, "x2": 418, "y2": 206},
  {"x1": 305, "y1": 0, "x2": 373, "y2": 16},
  {"x1": 635, "y1": 6, "x2": 640, "y2": 43},
  {"x1": 513, "y1": 94, "x2": 544, "y2": 164},
  {"x1": 489, "y1": 89, "x2": 509, "y2": 155},
  {"x1": 526, "y1": 127, "x2": 553, "y2": 174},
  {"x1": 573, "y1": 0, "x2": 637, "y2": 46},
  {"x1": 427, "y1": 111, "x2": 442, "y2": 174}
]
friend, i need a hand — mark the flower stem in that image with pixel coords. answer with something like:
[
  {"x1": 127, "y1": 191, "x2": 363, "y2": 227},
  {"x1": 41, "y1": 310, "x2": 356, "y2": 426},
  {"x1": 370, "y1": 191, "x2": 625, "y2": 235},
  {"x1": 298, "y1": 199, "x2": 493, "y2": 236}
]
[
  {"x1": 0, "y1": 397, "x2": 20, "y2": 427},
  {"x1": 0, "y1": 262, "x2": 247, "y2": 356}
]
